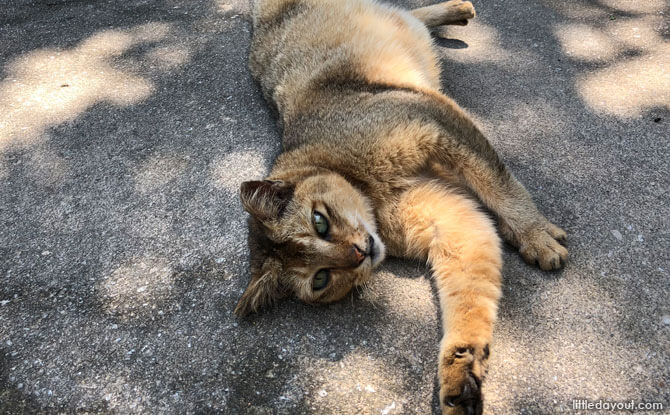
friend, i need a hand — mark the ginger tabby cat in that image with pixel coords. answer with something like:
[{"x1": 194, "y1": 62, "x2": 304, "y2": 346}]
[{"x1": 234, "y1": 1, "x2": 568, "y2": 413}]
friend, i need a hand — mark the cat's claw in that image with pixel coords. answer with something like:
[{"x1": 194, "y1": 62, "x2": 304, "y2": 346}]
[
  {"x1": 518, "y1": 222, "x2": 568, "y2": 271},
  {"x1": 443, "y1": 374, "x2": 482, "y2": 415},
  {"x1": 439, "y1": 344, "x2": 488, "y2": 415}
]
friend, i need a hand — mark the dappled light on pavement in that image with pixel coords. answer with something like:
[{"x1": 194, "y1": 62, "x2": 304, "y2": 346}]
[
  {"x1": 554, "y1": 6, "x2": 669, "y2": 117},
  {"x1": 597, "y1": 0, "x2": 666, "y2": 14},
  {"x1": 99, "y1": 256, "x2": 175, "y2": 320},
  {"x1": 0, "y1": 21, "x2": 196, "y2": 185},
  {"x1": 134, "y1": 153, "x2": 189, "y2": 194},
  {"x1": 546, "y1": 0, "x2": 666, "y2": 18},
  {"x1": 299, "y1": 351, "x2": 410, "y2": 414},
  {"x1": 488, "y1": 277, "x2": 639, "y2": 412},
  {"x1": 359, "y1": 268, "x2": 435, "y2": 323},
  {"x1": 145, "y1": 45, "x2": 192, "y2": 71},
  {"x1": 1, "y1": 0, "x2": 668, "y2": 414},
  {"x1": 577, "y1": 45, "x2": 669, "y2": 117},
  {"x1": 210, "y1": 150, "x2": 267, "y2": 192},
  {"x1": 438, "y1": 21, "x2": 512, "y2": 65},
  {"x1": 555, "y1": 24, "x2": 621, "y2": 63},
  {"x1": 0, "y1": 23, "x2": 174, "y2": 150}
]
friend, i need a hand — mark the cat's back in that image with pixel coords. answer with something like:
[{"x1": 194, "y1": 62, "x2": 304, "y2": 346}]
[{"x1": 250, "y1": 0, "x2": 442, "y2": 123}]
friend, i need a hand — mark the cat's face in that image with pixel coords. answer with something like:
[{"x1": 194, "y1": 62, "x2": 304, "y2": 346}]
[{"x1": 234, "y1": 173, "x2": 385, "y2": 316}]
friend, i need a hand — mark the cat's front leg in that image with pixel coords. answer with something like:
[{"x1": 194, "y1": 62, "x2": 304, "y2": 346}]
[
  {"x1": 433, "y1": 241, "x2": 499, "y2": 415},
  {"x1": 383, "y1": 183, "x2": 502, "y2": 415},
  {"x1": 416, "y1": 92, "x2": 568, "y2": 270},
  {"x1": 439, "y1": 341, "x2": 489, "y2": 415}
]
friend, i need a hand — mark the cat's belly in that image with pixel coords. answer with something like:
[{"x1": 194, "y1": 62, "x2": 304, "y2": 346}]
[
  {"x1": 253, "y1": 0, "x2": 443, "y2": 116},
  {"x1": 344, "y1": 0, "x2": 443, "y2": 91}
]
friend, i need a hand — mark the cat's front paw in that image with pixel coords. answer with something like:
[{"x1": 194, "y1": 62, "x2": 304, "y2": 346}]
[
  {"x1": 439, "y1": 343, "x2": 489, "y2": 415},
  {"x1": 518, "y1": 221, "x2": 568, "y2": 271}
]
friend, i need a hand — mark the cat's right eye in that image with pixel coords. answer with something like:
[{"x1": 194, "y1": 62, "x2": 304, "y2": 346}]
[
  {"x1": 312, "y1": 269, "x2": 330, "y2": 291},
  {"x1": 312, "y1": 211, "x2": 329, "y2": 237}
]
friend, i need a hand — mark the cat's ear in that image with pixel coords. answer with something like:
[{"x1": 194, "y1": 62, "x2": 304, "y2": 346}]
[
  {"x1": 234, "y1": 256, "x2": 285, "y2": 317},
  {"x1": 239, "y1": 180, "x2": 294, "y2": 222}
]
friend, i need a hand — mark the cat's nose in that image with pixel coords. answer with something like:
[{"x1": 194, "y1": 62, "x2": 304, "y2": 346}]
[{"x1": 352, "y1": 244, "x2": 366, "y2": 265}]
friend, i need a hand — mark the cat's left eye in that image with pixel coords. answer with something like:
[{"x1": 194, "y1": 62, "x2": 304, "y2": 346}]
[
  {"x1": 312, "y1": 211, "x2": 329, "y2": 237},
  {"x1": 312, "y1": 269, "x2": 330, "y2": 291}
]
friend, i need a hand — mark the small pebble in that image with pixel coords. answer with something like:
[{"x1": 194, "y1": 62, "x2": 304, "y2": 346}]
[
  {"x1": 381, "y1": 402, "x2": 396, "y2": 414},
  {"x1": 611, "y1": 230, "x2": 623, "y2": 241},
  {"x1": 662, "y1": 315, "x2": 670, "y2": 325}
]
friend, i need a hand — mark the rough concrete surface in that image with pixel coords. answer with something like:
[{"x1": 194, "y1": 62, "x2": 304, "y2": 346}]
[{"x1": 0, "y1": 0, "x2": 668, "y2": 414}]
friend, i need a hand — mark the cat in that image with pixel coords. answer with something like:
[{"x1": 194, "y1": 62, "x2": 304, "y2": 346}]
[{"x1": 234, "y1": 1, "x2": 568, "y2": 414}]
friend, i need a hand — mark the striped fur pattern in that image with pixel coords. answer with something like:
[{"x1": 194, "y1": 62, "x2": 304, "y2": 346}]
[{"x1": 236, "y1": 1, "x2": 568, "y2": 413}]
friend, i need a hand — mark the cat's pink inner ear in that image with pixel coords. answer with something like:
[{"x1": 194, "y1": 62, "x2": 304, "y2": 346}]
[{"x1": 239, "y1": 180, "x2": 294, "y2": 221}]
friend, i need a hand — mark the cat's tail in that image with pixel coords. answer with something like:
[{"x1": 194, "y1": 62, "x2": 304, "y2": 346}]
[{"x1": 410, "y1": 0, "x2": 476, "y2": 28}]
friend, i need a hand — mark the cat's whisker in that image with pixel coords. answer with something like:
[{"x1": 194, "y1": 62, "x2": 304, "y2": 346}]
[
  {"x1": 354, "y1": 283, "x2": 364, "y2": 300},
  {"x1": 356, "y1": 280, "x2": 380, "y2": 309}
]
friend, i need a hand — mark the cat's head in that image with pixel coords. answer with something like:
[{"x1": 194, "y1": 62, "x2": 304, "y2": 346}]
[{"x1": 234, "y1": 172, "x2": 385, "y2": 316}]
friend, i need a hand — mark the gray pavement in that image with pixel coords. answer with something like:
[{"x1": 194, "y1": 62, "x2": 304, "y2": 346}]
[{"x1": 0, "y1": 0, "x2": 668, "y2": 413}]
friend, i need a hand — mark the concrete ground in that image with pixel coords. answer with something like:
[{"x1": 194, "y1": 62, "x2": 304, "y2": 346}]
[{"x1": 0, "y1": 0, "x2": 668, "y2": 413}]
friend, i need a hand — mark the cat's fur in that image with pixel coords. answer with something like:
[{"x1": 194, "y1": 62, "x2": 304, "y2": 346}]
[{"x1": 235, "y1": 1, "x2": 568, "y2": 413}]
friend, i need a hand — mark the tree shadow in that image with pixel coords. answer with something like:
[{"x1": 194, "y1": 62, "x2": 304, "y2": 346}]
[
  {"x1": 2, "y1": 0, "x2": 668, "y2": 413},
  {"x1": 0, "y1": 349, "x2": 43, "y2": 414}
]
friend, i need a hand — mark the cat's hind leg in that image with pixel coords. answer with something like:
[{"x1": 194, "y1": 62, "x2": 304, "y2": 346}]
[{"x1": 411, "y1": 0, "x2": 476, "y2": 28}]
